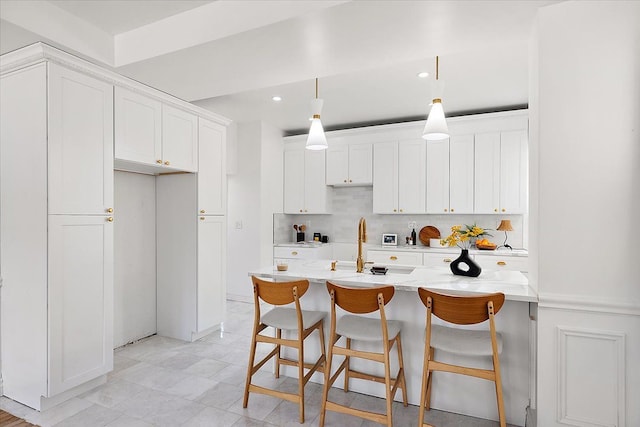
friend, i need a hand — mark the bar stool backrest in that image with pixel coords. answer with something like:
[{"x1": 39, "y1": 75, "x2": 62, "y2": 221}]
[
  {"x1": 326, "y1": 282, "x2": 395, "y2": 314},
  {"x1": 417, "y1": 288, "x2": 505, "y2": 325},
  {"x1": 252, "y1": 276, "x2": 310, "y2": 306}
]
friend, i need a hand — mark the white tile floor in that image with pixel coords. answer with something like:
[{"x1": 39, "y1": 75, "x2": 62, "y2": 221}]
[{"x1": 1, "y1": 300, "x2": 515, "y2": 427}]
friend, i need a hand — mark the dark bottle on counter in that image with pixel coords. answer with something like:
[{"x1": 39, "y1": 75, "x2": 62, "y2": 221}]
[{"x1": 411, "y1": 228, "x2": 417, "y2": 245}]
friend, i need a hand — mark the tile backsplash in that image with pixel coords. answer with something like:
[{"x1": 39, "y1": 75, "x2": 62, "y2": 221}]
[{"x1": 274, "y1": 186, "x2": 527, "y2": 249}]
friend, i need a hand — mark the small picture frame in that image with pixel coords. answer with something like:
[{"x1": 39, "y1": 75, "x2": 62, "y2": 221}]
[{"x1": 382, "y1": 233, "x2": 397, "y2": 246}]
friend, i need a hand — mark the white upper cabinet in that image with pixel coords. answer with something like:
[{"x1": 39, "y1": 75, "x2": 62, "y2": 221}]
[
  {"x1": 426, "y1": 139, "x2": 449, "y2": 213},
  {"x1": 48, "y1": 64, "x2": 113, "y2": 215},
  {"x1": 162, "y1": 105, "x2": 198, "y2": 172},
  {"x1": 114, "y1": 87, "x2": 162, "y2": 166},
  {"x1": 326, "y1": 142, "x2": 372, "y2": 185},
  {"x1": 449, "y1": 134, "x2": 475, "y2": 214},
  {"x1": 198, "y1": 118, "x2": 226, "y2": 215},
  {"x1": 426, "y1": 134, "x2": 474, "y2": 214},
  {"x1": 475, "y1": 130, "x2": 527, "y2": 214},
  {"x1": 500, "y1": 130, "x2": 528, "y2": 214},
  {"x1": 283, "y1": 145, "x2": 330, "y2": 214},
  {"x1": 115, "y1": 90, "x2": 199, "y2": 173},
  {"x1": 372, "y1": 142, "x2": 398, "y2": 213},
  {"x1": 373, "y1": 140, "x2": 425, "y2": 214}
]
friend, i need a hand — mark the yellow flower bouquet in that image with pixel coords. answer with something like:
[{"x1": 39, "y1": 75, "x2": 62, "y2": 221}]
[{"x1": 441, "y1": 224, "x2": 492, "y2": 250}]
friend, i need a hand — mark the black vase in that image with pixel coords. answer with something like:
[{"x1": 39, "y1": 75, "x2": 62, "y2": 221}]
[{"x1": 450, "y1": 249, "x2": 482, "y2": 277}]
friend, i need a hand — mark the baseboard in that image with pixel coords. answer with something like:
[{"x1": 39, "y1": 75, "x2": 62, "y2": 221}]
[
  {"x1": 40, "y1": 375, "x2": 106, "y2": 411},
  {"x1": 525, "y1": 405, "x2": 536, "y2": 427}
]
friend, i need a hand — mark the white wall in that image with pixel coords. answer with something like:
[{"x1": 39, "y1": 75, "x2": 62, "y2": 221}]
[
  {"x1": 226, "y1": 121, "x2": 283, "y2": 301},
  {"x1": 114, "y1": 172, "x2": 157, "y2": 347},
  {"x1": 531, "y1": 2, "x2": 640, "y2": 426}
]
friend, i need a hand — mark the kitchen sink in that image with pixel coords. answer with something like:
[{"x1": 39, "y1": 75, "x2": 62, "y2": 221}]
[{"x1": 332, "y1": 262, "x2": 415, "y2": 275}]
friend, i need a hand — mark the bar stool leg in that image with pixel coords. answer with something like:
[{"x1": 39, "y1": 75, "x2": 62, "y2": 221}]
[
  {"x1": 383, "y1": 341, "x2": 393, "y2": 427},
  {"x1": 319, "y1": 335, "x2": 335, "y2": 427},
  {"x1": 425, "y1": 347, "x2": 434, "y2": 410},
  {"x1": 418, "y1": 345, "x2": 431, "y2": 426},
  {"x1": 243, "y1": 328, "x2": 259, "y2": 408},
  {"x1": 275, "y1": 329, "x2": 282, "y2": 378},
  {"x1": 298, "y1": 336, "x2": 305, "y2": 423},
  {"x1": 343, "y1": 337, "x2": 351, "y2": 392},
  {"x1": 493, "y1": 350, "x2": 506, "y2": 427},
  {"x1": 396, "y1": 335, "x2": 408, "y2": 406}
]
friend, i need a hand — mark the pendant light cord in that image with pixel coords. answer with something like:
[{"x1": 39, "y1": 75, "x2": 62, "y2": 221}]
[
  {"x1": 435, "y1": 56, "x2": 439, "y2": 81},
  {"x1": 315, "y1": 78, "x2": 319, "y2": 99}
]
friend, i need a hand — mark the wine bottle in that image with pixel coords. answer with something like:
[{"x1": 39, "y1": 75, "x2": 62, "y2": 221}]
[{"x1": 411, "y1": 228, "x2": 417, "y2": 246}]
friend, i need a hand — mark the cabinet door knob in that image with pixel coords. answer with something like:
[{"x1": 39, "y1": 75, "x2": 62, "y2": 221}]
[
  {"x1": 300, "y1": 209, "x2": 303, "y2": 213},
  {"x1": 497, "y1": 261, "x2": 506, "y2": 266},
  {"x1": 106, "y1": 207, "x2": 113, "y2": 213},
  {"x1": 443, "y1": 258, "x2": 452, "y2": 263},
  {"x1": 291, "y1": 251, "x2": 298, "y2": 255},
  {"x1": 450, "y1": 208, "x2": 455, "y2": 212},
  {"x1": 304, "y1": 209, "x2": 308, "y2": 212},
  {"x1": 399, "y1": 209, "x2": 403, "y2": 212},
  {"x1": 156, "y1": 159, "x2": 162, "y2": 164},
  {"x1": 200, "y1": 217, "x2": 205, "y2": 220},
  {"x1": 349, "y1": 179, "x2": 352, "y2": 183},
  {"x1": 200, "y1": 210, "x2": 205, "y2": 214},
  {"x1": 494, "y1": 208, "x2": 498, "y2": 212},
  {"x1": 502, "y1": 208, "x2": 506, "y2": 212},
  {"x1": 164, "y1": 160, "x2": 170, "y2": 166},
  {"x1": 444, "y1": 208, "x2": 448, "y2": 212},
  {"x1": 344, "y1": 179, "x2": 347, "y2": 183},
  {"x1": 107, "y1": 217, "x2": 114, "y2": 222},
  {"x1": 393, "y1": 209, "x2": 397, "y2": 212},
  {"x1": 390, "y1": 256, "x2": 398, "y2": 261}
]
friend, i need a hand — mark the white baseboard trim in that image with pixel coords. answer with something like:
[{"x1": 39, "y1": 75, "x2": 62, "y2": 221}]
[{"x1": 538, "y1": 293, "x2": 640, "y2": 316}]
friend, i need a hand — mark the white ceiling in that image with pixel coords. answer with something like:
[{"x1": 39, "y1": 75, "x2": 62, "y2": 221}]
[{"x1": 0, "y1": 1, "x2": 559, "y2": 135}]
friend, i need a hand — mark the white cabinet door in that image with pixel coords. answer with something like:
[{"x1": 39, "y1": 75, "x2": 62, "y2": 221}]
[
  {"x1": 474, "y1": 132, "x2": 501, "y2": 213},
  {"x1": 398, "y1": 139, "x2": 426, "y2": 213},
  {"x1": 114, "y1": 87, "x2": 162, "y2": 166},
  {"x1": 366, "y1": 250, "x2": 423, "y2": 266},
  {"x1": 500, "y1": 130, "x2": 528, "y2": 214},
  {"x1": 449, "y1": 134, "x2": 475, "y2": 214},
  {"x1": 349, "y1": 143, "x2": 373, "y2": 184},
  {"x1": 284, "y1": 149, "x2": 305, "y2": 213},
  {"x1": 48, "y1": 64, "x2": 113, "y2": 215},
  {"x1": 426, "y1": 139, "x2": 450, "y2": 213},
  {"x1": 304, "y1": 149, "x2": 328, "y2": 213},
  {"x1": 197, "y1": 216, "x2": 225, "y2": 332},
  {"x1": 326, "y1": 144, "x2": 349, "y2": 185},
  {"x1": 48, "y1": 215, "x2": 113, "y2": 396},
  {"x1": 198, "y1": 118, "x2": 226, "y2": 215},
  {"x1": 162, "y1": 105, "x2": 198, "y2": 172},
  {"x1": 373, "y1": 142, "x2": 398, "y2": 213}
]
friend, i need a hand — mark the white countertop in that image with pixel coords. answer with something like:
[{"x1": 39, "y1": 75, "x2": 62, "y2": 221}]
[
  {"x1": 249, "y1": 259, "x2": 537, "y2": 302},
  {"x1": 367, "y1": 244, "x2": 529, "y2": 257}
]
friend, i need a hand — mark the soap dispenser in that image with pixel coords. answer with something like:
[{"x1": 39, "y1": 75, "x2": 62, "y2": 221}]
[{"x1": 411, "y1": 228, "x2": 417, "y2": 246}]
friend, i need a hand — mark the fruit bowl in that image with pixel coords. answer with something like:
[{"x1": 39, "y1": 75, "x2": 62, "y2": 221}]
[{"x1": 476, "y1": 243, "x2": 497, "y2": 250}]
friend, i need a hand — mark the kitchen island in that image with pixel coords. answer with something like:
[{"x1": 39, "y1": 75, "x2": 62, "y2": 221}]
[{"x1": 249, "y1": 260, "x2": 536, "y2": 426}]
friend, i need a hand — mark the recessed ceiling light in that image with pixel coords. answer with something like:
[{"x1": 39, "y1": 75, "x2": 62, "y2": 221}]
[
  {"x1": 272, "y1": 96, "x2": 282, "y2": 102},
  {"x1": 417, "y1": 71, "x2": 429, "y2": 78}
]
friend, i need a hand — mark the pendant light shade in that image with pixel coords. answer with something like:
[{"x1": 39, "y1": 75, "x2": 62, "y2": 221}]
[
  {"x1": 306, "y1": 78, "x2": 328, "y2": 150},
  {"x1": 422, "y1": 56, "x2": 449, "y2": 141}
]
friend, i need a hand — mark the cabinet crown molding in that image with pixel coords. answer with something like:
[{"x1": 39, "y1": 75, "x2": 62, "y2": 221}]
[{"x1": 1, "y1": 42, "x2": 232, "y2": 127}]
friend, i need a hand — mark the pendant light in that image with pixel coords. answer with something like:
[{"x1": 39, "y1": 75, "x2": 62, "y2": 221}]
[
  {"x1": 422, "y1": 56, "x2": 449, "y2": 140},
  {"x1": 306, "y1": 78, "x2": 328, "y2": 150}
]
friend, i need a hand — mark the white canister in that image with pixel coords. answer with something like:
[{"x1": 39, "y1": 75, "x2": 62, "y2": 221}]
[{"x1": 430, "y1": 238, "x2": 445, "y2": 247}]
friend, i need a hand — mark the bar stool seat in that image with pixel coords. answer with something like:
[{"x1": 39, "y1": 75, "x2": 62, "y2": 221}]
[
  {"x1": 429, "y1": 324, "x2": 503, "y2": 356},
  {"x1": 262, "y1": 307, "x2": 326, "y2": 330},
  {"x1": 337, "y1": 315, "x2": 402, "y2": 341}
]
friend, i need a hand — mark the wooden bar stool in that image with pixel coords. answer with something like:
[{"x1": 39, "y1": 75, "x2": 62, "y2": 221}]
[
  {"x1": 243, "y1": 276, "x2": 326, "y2": 423},
  {"x1": 417, "y1": 288, "x2": 506, "y2": 427},
  {"x1": 319, "y1": 282, "x2": 408, "y2": 427}
]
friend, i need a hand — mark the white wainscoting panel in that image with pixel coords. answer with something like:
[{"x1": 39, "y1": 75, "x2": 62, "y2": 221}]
[{"x1": 557, "y1": 326, "x2": 625, "y2": 427}]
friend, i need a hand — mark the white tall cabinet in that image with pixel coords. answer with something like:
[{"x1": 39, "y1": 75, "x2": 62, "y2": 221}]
[{"x1": 1, "y1": 61, "x2": 114, "y2": 410}]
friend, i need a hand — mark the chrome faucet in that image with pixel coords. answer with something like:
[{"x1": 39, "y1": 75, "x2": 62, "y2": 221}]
[{"x1": 356, "y1": 217, "x2": 367, "y2": 273}]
